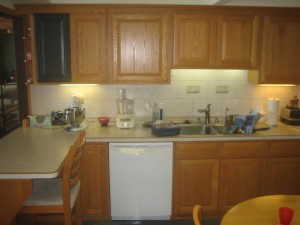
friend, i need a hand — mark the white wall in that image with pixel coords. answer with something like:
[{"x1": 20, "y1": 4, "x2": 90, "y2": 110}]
[{"x1": 30, "y1": 69, "x2": 300, "y2": 121}]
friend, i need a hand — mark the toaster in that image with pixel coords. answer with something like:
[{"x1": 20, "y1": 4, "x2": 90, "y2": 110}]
[{"x1": 280, "y1": 107, "x2": 300, "y2": 125}]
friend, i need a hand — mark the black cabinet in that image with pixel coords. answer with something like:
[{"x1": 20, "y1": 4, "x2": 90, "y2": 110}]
[{"x1": 34, "y1": 14, "x2": 71, "y2": 82}]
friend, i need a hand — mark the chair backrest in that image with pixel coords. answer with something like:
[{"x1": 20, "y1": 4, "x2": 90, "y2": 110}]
[
  {"x1": 62, "y1": 131, "x2": 86, "y2": 207},
  {"x1": 193, "y1": 204, "x2": 203, "y2": 225}
]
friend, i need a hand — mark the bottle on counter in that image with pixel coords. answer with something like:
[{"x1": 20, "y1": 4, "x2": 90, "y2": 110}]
[{"x1": 159, "y1": 103, "x2": 164, "y2": 120}]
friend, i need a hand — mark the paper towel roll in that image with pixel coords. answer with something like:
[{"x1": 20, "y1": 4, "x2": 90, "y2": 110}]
[{"x1": 267, "y1": 98, "x2": 279, "y2": 126}]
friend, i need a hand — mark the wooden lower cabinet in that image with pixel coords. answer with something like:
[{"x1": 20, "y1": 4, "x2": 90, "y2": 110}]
[
  {"x1": 79, "y1": 140, "x2": 300, "y2": 221},
  {"x1": 0, "y1": 180, "x2": 32, "y2": 225},
  {"x1": 172, "y1": 140, "x2": 300, "y2": 219},
  {"x1": 80, "y1": 142, "x2": 110, "y2": 220},
  {"x1": 218, "y1": 141, "x2": 266, "y2": 213},
  {"x1": 172, "y1": 142, "x2": 221, "y2": 218},
  {"x1": 265, "y1": 140, "x2": 300, "y2": 195}
]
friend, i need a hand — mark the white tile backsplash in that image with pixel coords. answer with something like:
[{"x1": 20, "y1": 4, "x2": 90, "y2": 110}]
[
  {"x1": 236, "y1": 81, "x2": 265, "y2": 99},
  {"x1": 148, "y1": 82, "x2": 178, "y2": 99},
  {"x1": 29, "y1": 69, "x2": 300, "y2": 120}
]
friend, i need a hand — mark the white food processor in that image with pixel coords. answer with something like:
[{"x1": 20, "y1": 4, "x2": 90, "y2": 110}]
[{"x1": 116, "y1": 89, "x2": 135, "y2": 128}]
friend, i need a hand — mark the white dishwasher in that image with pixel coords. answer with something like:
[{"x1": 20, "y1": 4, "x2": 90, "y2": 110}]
[{"x1": 109, "y1": 142, "x2": 173, "y2": 220}]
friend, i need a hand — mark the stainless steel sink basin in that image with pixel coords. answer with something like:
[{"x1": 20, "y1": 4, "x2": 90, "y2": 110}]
[
  {"x1": 178, "y1": 124, "x2": 219, "y2": 135},
  {"x1": 211, "y1": 124, "x2": 225, "y2": 134}
]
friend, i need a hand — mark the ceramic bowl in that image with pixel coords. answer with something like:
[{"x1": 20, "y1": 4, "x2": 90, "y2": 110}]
[{"x1": 98, "y1": 117, "x2": 110, "y2": 126}]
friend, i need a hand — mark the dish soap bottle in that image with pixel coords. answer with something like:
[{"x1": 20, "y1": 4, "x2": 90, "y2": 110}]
[{"x1": 152, "y1": 102, "x2": 159, "y2": 123}]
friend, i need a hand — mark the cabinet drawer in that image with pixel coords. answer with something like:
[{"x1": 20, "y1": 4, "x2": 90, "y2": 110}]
[
  {"x1": 222, "y1": 141, "x2": 266, "y2": 158},
  {"x1": 268, "y1": 140, "x2": 300, "y2": 157},
  {"x1": 175, "y1": 142, "x2": 221, "y2": 159}
]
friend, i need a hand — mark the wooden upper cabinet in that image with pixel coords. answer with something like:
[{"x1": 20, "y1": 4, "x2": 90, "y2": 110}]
[
  {"x1": 111, "y1": 11, "x2": 171, "y2": 84},
  {"x1": 174, "y1": 14, "x2": 217, "y2": 67},
  {"x1": 217, "y1": 14, "x2": 260, "y2": 68},
  {"x1": 173, "y1": 12, "x2": 260, "y2": 69},
  {"x1": 70, "y1": 14, "x2": 107, "y2": 83},
  {"x1": 258, "y1": 15, "x2": 300, "y2": 84}
]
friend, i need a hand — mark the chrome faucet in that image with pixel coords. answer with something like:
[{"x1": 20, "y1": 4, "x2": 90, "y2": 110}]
[{"x1": 198, "y1": 104, "x2": 211, "y2": 125}]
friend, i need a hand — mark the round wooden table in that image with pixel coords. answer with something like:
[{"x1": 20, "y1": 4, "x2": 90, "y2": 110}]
[{"x1": 221, "y1": 195, "x2": 300, "y2": 225}]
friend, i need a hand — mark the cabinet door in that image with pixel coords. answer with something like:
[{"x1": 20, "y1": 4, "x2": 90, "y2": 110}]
[
  {"x1": 34, "y1": 14, "x2": 71, "y2": 82},
  {"x1": 266, "y1": 158, "x2": 300, "y2": 195},
  {"x1": 265, "y1": 140, "x2": 300, "y2": 195},
  {"x1": 80, "y1": 143, "x2": 110, "y2": 220},
  {"x1": 70, "y1": 14, "x2": 107, "y2": 83},
  {"x1": 260, "y1": 15, "x2": 300, "y2": 84},
  {"x1": 173, "y1": 142, "x2": 220, "y2": 218},
  {"x1": 111, "y1": 12, "x2": 171, "y2": 83},
  {"x1": 216, "y1": 14, "x2": 260, "y2": 68},
  {"x1": 219, "y1": 159, "x2": 263, "y2": 212},
  {"x1": 218, "y1": 141, "x2": 266, "y2": 213},
  {"x1": 173, "y1": 14, "x2": 217, "y2": 68}
]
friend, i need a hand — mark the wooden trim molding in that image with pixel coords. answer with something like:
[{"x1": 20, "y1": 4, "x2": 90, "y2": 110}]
[
  {"x1": 0, "y1": 5, "x2": 15, "y2": 16},
  {"x1": 14, "y1": 4, "x2": 300, "y2": 16}
]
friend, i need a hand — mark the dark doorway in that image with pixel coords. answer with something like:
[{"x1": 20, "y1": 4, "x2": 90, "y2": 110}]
[{"x1": 0, "y1": 11, "x2": 28, "y2": 137}]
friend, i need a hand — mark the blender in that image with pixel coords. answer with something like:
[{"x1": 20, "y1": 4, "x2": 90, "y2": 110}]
[{"x1": 116, "y1": 89, "x2": 135, "y2": 128}]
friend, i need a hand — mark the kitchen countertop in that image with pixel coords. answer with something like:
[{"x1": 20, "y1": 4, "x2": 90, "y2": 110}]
[
  {"x1": 0, "y1": 127, "x2": 77, "y2": 179},
  {"x1": 86, "y1": 121, "x2": 300, "y2": 142},
  {"x1": 1, "y1": 121, "x2": 299, "y2": 179}
]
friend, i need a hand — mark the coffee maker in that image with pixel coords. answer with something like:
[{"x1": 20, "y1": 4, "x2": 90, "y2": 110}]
[
  {"x1": 116, "y1": 89, "x2": 135, "y2": 128},
  {"x1": 64, "y1": 95, "x2": 86, "y2": 132},
  {"x1": 280, "y1": 96, "x2": 300, "y2": 125}
]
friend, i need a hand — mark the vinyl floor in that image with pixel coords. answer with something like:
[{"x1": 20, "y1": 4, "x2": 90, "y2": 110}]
[{"x1": 83, "y1": 219, "x2": 221, "y2": 225}]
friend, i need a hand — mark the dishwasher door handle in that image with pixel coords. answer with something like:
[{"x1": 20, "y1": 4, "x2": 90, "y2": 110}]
[{"x1": 115, "y1": 148, "x2": 148, "y2": 155}]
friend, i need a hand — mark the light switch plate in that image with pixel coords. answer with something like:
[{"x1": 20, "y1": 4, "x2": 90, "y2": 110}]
[
  {"x1": 186, "y1": 86, "x2": 200, "y2": 94},
  {"x1": 216, "y1": 86, "x2": 229, "y2": 93}
]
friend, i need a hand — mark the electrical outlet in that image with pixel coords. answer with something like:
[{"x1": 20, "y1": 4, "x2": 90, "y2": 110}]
[
  {"x1": 186, "y1": 86, "x2": 200, "y2": 94},
  {"x1": 216, "y1": 86, "x2": 229, "y2": 94}
]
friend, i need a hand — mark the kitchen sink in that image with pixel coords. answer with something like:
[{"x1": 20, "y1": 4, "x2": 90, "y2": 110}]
[
  {"x1": 211, "y1": 124, "x2": 225, "y2": 134},
  {"x1": 178, "y1": 124, "x2": 219, "y2": 135}
]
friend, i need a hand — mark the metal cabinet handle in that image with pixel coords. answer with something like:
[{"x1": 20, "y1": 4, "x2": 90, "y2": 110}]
[{"x1": 25, "y1": 78, "x2": 33, "y2": 85}]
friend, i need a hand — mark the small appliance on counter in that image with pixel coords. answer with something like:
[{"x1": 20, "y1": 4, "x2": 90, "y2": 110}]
[
  {"x1": 116, "y1": 89, "x2": 135, "y2": 128},
  {"x1": 280, "y1": 95, "x2": 300, "y2": 125},
  {"x1": 64, "y1": 95, "x2": 87, "y2": 132}
]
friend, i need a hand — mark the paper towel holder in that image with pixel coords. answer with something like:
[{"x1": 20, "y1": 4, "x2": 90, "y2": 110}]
[{"x1": 267, "y1": 98, "x2": 279, "y2": 126}]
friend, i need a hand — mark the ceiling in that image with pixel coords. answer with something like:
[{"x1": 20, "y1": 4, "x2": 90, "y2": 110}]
[{"x1": 1, "y1": 0, "x2": 300, "y2": 9}]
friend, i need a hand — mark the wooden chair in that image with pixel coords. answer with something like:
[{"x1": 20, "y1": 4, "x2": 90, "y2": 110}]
[
  {"x1": 18, "y1": 131, "x2": 86, "y2": 225},
  {"x1": 193, "y1": 204, "x2": 203, "y2": 225}
]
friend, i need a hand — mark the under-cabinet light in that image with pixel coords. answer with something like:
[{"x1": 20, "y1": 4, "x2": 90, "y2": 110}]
[
  {"x1": 59, "y1": 84, "x2": 99, "y2": 87},
  {"x1": 259, "y1": 84, "x2": 296, "y2": 87}
]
